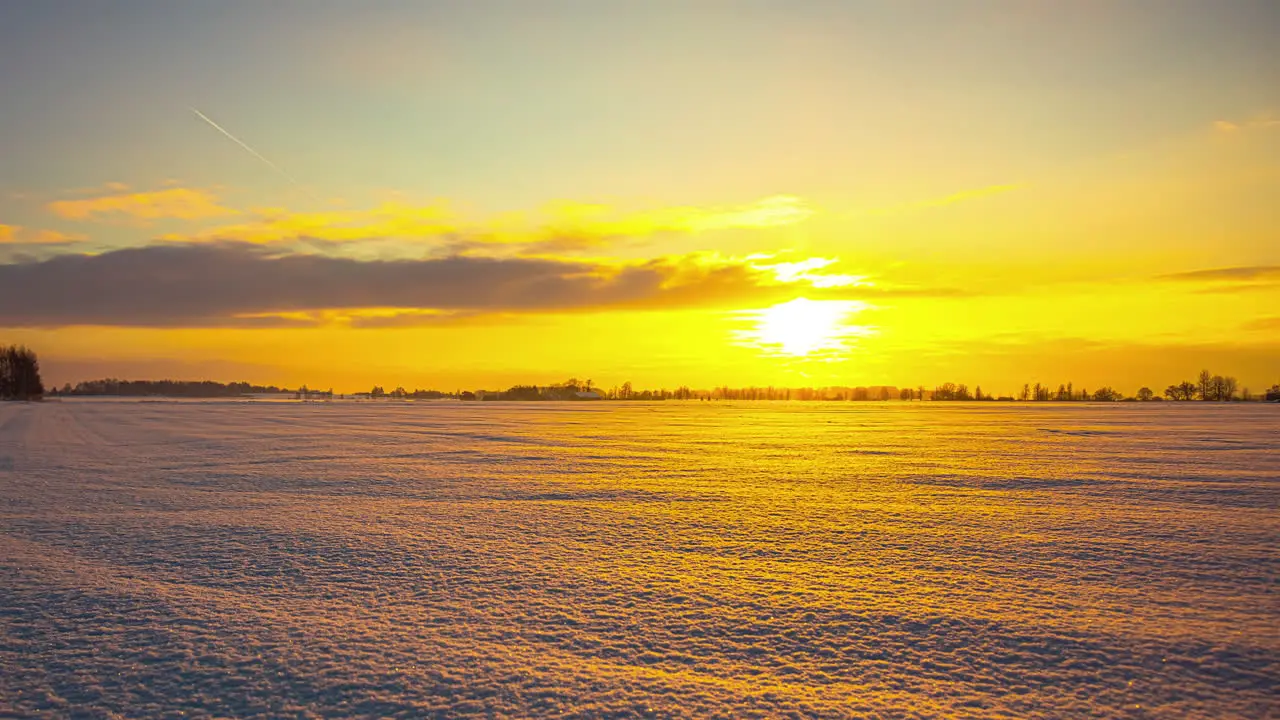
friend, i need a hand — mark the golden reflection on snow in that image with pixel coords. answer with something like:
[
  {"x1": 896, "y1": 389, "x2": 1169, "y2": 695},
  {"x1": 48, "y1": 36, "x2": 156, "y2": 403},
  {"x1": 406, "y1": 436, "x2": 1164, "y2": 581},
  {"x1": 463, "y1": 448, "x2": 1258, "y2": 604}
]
[{"x1": 0, "y1": 400, "x2": 1275, "y2": 718}]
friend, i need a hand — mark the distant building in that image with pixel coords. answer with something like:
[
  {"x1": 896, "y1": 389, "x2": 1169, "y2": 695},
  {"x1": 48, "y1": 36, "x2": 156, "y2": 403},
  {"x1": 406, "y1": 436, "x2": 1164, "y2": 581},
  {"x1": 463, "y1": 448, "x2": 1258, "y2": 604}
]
[{"x1": 573, "y1": 391, "x2": 603, "y2": 400}]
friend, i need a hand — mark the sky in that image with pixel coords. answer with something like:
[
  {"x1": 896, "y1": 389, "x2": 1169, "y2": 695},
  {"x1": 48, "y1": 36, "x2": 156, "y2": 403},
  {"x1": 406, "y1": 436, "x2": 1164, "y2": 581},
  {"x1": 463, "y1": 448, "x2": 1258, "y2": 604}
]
[{"x1": 1, "y1": 0, "x2": 1278, "y2": 394}]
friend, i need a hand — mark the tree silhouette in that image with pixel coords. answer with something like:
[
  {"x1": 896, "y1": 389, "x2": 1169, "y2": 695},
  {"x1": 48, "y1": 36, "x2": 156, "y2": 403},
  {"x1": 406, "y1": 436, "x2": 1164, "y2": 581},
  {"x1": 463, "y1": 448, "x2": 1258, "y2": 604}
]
[
  {"x1": 1136, "y1": 387, "x2": 1154, "y2": 401},
  {"x1": 1205, "y1": 375, "x2": 1238, "y2": 401},
  {"x1": 0, "y1": 345, "x2": 44, "y2": 400},
  {"x1": 1091, "y1": 386, "x2": 1122, "y2": 402}
]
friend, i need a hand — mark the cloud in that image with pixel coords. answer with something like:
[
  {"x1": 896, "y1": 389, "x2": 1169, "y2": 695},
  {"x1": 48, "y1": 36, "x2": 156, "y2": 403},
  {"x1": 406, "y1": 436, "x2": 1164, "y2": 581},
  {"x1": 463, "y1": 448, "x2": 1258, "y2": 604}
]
[
  {"x1": 1241, "y1": 316, "x2": 1280, "y2": 332},
  {"x1": 1157, "y1": 266, "x2": 1280, "y2": 282},
  {"x1": 0, "y1": 224, "x2": 87, "y2": 245},
  {"x1": 47, "y1": 188, "x2": 237, "y2": 222},
  {"x1": 1213, "y1": 116, "x2": 1280, "y2": 133},
  {"x1": 1156, "y1": 266, "x2": 1280, "y2": 294},
  {"x1": 162, "y1": 195, "x2": 813, "y2": 250},
  {"x1": 345, "y1": 310, "x2": 518, "y2": 329},
  {"x1": 0, "y1": 242, "x2": 773, "y2": 327},
  {"x1": 164, "y1": 202, "x2": 458, "y2": 244},
  {"x1": 0, "y1": 242, "x2": 968, "y2": 328}
]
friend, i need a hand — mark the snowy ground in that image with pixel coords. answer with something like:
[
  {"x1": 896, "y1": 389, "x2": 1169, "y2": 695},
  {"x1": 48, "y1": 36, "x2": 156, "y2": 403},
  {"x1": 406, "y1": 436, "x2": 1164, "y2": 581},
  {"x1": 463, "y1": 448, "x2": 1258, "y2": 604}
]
[{"x1": 1, "y1": 399, "x2": 1276, "y2": 719}]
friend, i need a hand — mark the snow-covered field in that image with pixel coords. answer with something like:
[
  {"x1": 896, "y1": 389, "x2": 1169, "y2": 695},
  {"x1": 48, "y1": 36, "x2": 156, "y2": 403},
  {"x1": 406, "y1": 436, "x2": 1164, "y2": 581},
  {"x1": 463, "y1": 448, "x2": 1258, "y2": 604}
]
[{"x1": 1, "y1": 399, "x2": 1276, "y2": 719}]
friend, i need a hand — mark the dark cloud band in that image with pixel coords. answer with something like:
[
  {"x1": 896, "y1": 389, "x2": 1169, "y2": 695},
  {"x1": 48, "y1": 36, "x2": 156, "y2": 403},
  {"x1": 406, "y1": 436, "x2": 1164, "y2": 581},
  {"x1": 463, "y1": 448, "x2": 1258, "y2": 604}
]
[{"x1": 0, "y1": 242, "x2": 764, "y2": 327}]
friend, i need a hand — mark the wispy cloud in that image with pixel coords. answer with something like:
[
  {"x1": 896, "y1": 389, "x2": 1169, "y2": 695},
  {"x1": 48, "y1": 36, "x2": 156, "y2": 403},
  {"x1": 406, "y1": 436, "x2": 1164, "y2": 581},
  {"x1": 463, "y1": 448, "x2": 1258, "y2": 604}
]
[
  {"x1": 1241, "y1": 316, "x2": 1280, "y2": 332},
  {"x1": 163, "y1": 202, "x2": 457, "y2": 244},
  {"x1": 47, "y1": 188, "x2": 237, "y2": 222},
  {"x1": 1158, "y1": 266, "x2": 1280, "y2": 282},
  {"x1": 0, "y1": 224, "x2": 86, "y2": 245},
  {"x1": 0, "y1": 226, "x2": 89, "y2": 263},
  {"x1": 1212, "y1": 115, "x2": 1280, "y2": 133},
  {"x1": 1156, "y1": 265, "x2": 1280, "y2": 294},
  {"x1": 859, "y1": 184, "x2": 1020, "y2": 216},
  {"x1": 160, "y1": 195, "x2": 814, "y2": 250}
]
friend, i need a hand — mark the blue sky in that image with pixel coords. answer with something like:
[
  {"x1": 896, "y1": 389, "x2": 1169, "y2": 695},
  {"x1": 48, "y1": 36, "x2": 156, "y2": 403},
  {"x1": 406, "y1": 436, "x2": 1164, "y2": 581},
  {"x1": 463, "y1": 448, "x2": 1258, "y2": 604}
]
[{"x1": 4, "y1": 0, "x2": 1276, "y2": 213}]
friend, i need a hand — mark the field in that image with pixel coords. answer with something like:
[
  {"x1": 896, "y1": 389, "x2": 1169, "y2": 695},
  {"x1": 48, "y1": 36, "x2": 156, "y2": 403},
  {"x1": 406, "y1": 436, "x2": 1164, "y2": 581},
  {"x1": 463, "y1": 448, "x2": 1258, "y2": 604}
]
[{"x1": 1, "y1": 400, "x2": 1276, "y2": 718}]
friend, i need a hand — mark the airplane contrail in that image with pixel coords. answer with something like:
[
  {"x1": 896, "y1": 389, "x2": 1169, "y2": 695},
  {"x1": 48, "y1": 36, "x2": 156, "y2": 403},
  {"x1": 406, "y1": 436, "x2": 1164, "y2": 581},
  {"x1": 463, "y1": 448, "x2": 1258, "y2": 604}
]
[{"x1": 188, "y1": 107, "x2": 309, "y2": 192}]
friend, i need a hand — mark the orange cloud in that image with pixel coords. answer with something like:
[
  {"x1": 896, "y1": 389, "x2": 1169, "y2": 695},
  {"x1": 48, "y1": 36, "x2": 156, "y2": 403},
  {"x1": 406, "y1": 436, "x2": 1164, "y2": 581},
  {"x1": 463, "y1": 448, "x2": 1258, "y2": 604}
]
[
  {"x1": 1212, "y1": 115, "x2": 1280, "y2": 133},
  {"x1": 0, "y1": 224, "x2": 86, "y2": 244},
  {"x1": 163, "y1": 201, "x2": 457, "y2": 244},
  {"x1": 47, "y1": 188, "x2": 236, "y2": 221},
  {"x1": 162, "y1": 195, "x2": 814, "y2": 250}
]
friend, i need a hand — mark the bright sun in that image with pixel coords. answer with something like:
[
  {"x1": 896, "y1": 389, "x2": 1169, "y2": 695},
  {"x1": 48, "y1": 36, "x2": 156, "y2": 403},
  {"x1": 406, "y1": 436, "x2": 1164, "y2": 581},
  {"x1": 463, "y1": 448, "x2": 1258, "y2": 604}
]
[{"x1": 743, "y1": 298, "x2": 869, "y2": 357}]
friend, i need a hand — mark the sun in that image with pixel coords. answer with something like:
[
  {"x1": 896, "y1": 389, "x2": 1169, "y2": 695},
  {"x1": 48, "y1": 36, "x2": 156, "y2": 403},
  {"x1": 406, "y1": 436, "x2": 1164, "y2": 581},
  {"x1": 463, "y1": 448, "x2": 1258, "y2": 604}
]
[{"x1": 740, "y1": 298, "x2": 869, "y2": 357}]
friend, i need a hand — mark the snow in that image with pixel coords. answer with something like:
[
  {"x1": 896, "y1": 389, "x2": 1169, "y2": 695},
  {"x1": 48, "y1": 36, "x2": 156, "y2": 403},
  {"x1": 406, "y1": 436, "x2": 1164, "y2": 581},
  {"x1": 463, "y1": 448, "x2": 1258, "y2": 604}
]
[{"x1": 1, "y1": 399, "x2": 1276, "y2": 718}]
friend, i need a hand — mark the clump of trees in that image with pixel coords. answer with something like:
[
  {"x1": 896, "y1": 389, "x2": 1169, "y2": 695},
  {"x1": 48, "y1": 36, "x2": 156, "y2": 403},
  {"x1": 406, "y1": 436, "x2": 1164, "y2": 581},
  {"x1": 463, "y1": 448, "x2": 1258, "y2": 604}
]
[
  {"x1": 0, "y1": 345, "x2": 44, "y2": 401},
  {"x1": 56, "y1": 379, "x2": 290, "y2": 397},
  {"x1": 366, "y1": 386, "x2": 447, "y2": 400},
  {"x1": 1164, "y1": 369, "x2": 1240, "y2": 401},
  {"x1": 474, "y1": 379, "x2": 603, "y2": 401}
]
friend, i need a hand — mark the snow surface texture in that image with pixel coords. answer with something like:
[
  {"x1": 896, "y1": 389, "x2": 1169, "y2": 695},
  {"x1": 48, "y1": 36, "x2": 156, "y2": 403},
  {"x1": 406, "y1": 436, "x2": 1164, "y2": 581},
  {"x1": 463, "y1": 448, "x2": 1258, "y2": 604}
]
[{"x1": 1, "y1": 400, "x2": 1276, "y2": 719}]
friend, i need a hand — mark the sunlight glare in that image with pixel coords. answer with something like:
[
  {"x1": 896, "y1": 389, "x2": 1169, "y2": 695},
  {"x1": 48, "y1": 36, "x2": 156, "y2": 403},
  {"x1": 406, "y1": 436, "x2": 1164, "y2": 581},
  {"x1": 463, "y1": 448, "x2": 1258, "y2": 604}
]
[{"x1": 740, "y1": 298, "x2": 870, "y2": 358}]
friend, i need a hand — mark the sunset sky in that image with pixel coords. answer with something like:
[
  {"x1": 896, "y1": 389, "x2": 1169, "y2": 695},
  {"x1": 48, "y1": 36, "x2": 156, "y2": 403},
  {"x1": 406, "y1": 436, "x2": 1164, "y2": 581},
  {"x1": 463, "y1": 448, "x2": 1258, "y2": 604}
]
[{"x1": 2, "y1": 0, "x2": 1278, "y2": 393}]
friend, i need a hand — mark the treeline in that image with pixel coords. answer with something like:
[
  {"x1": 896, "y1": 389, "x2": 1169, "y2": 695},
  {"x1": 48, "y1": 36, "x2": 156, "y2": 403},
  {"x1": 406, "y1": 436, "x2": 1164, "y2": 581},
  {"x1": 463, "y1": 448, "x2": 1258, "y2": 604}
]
[
  {"x1": 471, "y1": 379, "x2": 605, "y2": 401},
  {"x1": 54, "y1": 379, "x2": 293, "y2": 397},
  {"x1": 27, "y1": 349, "x2": 1280, "y2": 403},
  {"x1": 915, "y1": 369, "x2": 1271, "y2": 402},
  {"x1": 704, "y1": 385, "x2": 899, "y2": 401},
  {"x1": 469, "y1": 382, "x2": 905, "y2": 402},
  {"x1": 366, "y1": 386, "x2": 448, "y2": 400},
  {"x1": 0, "y1": 345, "x2": 44, "y2": 401}
]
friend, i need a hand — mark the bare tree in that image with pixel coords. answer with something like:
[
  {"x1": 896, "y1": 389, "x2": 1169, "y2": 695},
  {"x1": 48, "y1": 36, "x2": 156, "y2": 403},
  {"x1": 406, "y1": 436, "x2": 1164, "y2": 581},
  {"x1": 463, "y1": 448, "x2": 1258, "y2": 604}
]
[
  {"x1": 0, "y1": 345, "x2": 44, "y2": 401},
  {"x1": 1092, "y1": 386, "x2": 1121, "y2": 402},
  {"x1": 1198, "y1": 369, "x2": 1212, "y2": 401}
]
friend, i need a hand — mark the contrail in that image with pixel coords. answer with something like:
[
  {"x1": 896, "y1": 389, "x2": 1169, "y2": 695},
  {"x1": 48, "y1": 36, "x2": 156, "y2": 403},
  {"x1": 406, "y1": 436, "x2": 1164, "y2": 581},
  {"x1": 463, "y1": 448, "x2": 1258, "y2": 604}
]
[{"x1": 188, "y1": 107, "x2": 309, "y2": 191}]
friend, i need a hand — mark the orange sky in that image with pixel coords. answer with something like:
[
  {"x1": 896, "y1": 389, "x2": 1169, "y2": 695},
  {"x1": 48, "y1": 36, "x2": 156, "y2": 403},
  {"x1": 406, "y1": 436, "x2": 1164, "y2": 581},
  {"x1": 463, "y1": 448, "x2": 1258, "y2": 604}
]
[{"x1": 1, "y1": 2, "x2": 1277, "y2": 394}]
